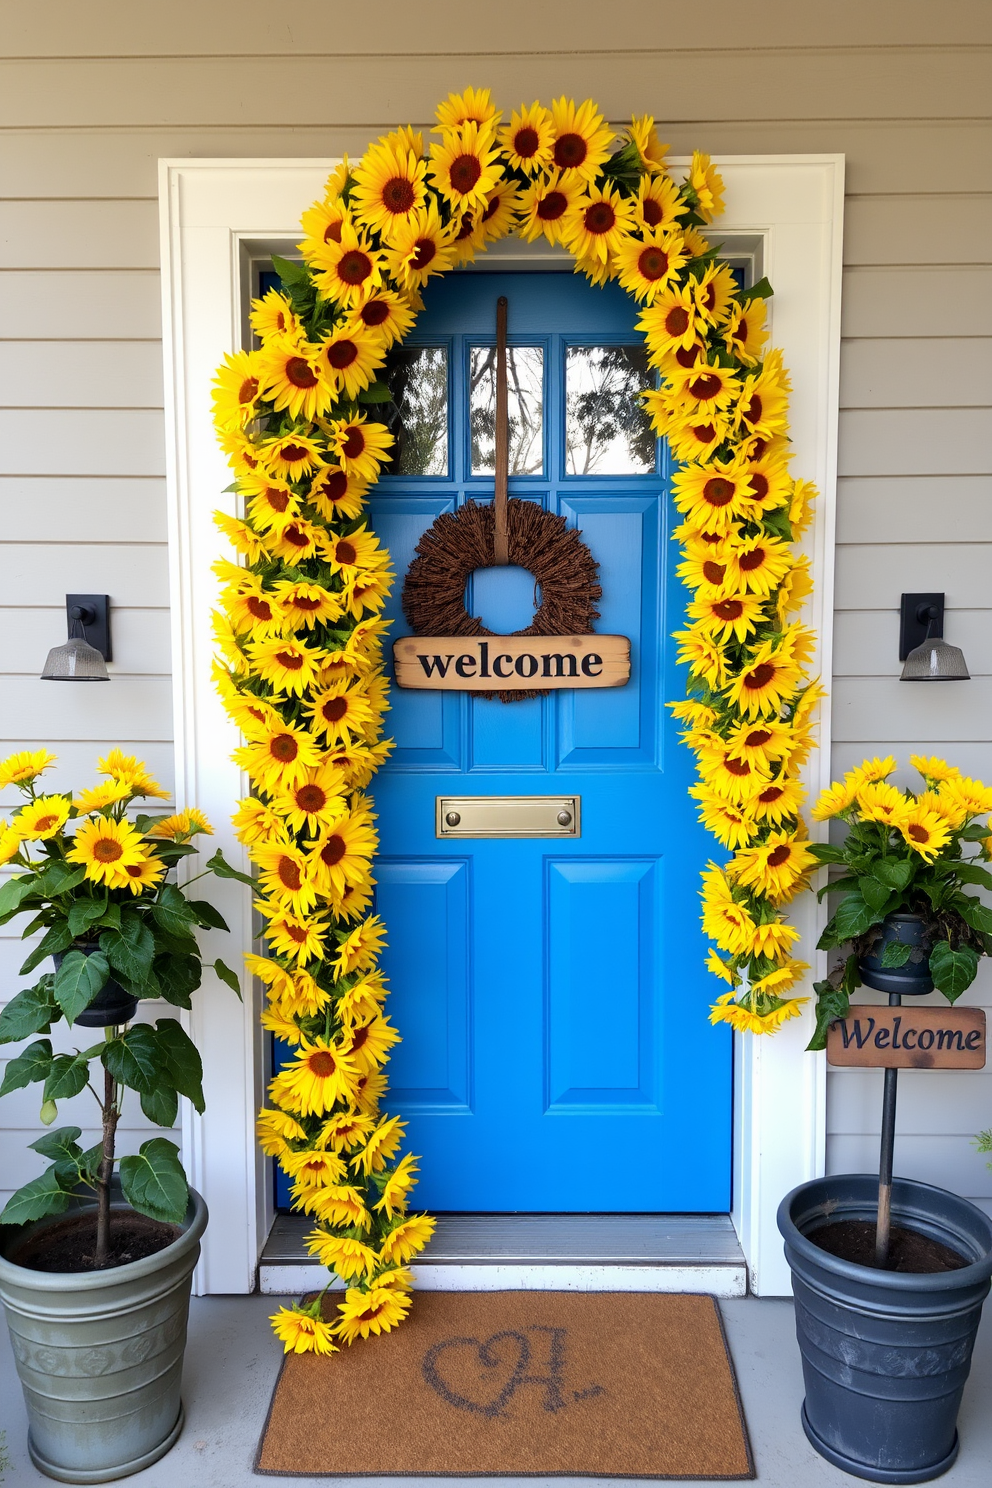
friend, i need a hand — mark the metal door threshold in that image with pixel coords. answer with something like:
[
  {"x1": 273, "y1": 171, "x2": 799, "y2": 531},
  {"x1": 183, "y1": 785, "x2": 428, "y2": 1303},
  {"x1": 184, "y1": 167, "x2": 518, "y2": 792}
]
[{"x1": 260, "y1": 1213, "x2": 747, "y2": 1297}]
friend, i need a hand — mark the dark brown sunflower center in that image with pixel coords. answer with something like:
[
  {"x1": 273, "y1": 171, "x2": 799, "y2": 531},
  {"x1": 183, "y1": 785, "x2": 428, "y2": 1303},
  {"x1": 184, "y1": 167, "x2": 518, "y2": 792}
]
[
  {"x1": 513, "y1": 126, "x2": 540, "y2": 158},
  {"x1": 536, "y1": 190, "x2": 568, "y2": 221},
  {"x1": 675, "y1": 344, "x2": 700, "y2": 368},
  {"x1": 341, "y1": 428, "x2": 365, "y2": 457},
  {"x1": 285, "y1": 923, "x2": 308, "y2": 943},
  {"x1": 382, "y1": 177, "x2": 416, "y2": 213},
  {"x1": 323, "y1": 220, "x2": 343, "y2": 243},
  {"x1": 338, "y1": 249, "x2": 372, "y2": 285},
  {"x1": 745, "y1": 394, "x2": 763, "y2": 423},
  {"x1": 238, "y1": 376, "x2": 259, "y2": 404},
  {"x1": 319, "y1": 470, "x2": 349, "y2": 500},
  {"x1": 279, "y1": 443, "x2": 309, "y2": 462},
  {"x1": 641, "y1": 198, "x2": 663, "y2": 227},
  {"x1": 270, "y1": 734, "x2": 299, "y2": 762},
  {"x1": 275, "y1": 650, "x2": 305, "y2": 671},
  {"x1": 291, "y1": 595, "x2": 322, "y2": 611},
  {"x1": 746, "y1": 729, "x2": 773, "y2": 747},
  {"x1": 411, "y1": 238, "x2": 437, "y2": 270},
  {"x1": 739, "y1": 548, "x2": 765, "y2": 572},
  {"x1": 283, "y1": 525, "x2": 310, "y2": 548},
  {"x1": 758, "y1": 785, "x2": 784, "y2": 804},
  {"x1": 360, "y1": 299, "x2": 390, "y2": 327},
  {"x1": 691, "y1": 423, "x2": 718, "y2": 444},
  {"x1": 307, "y1": 1050, "x2": 337, "y2": 1077},
  {"x1": 94, "y1": 838, "x2": 123, "y2": 863},
  {"x1": 335, "y1": 540, "x2": 357, "y2": 565},
  {"x1": 907, "y1": 824, "x2": 930, "y2": 843},
  {"x1": 278, "y1": 856, "x2": 303, "y2": 889},
  {"x1": 748, "y1": 472, "x2": 769, "y2": 500},
  {"x1": 638, "y1": 246, "x2": 669, "y2": 280},
  {"x1": 285, "y1": 357, "x2": 319, "y2": 389},
  {"x1": 265, "y1": 486, "x2": 290, "y2": 511},
  {"x1": 745, "y1": 663, "x2": 776, "y2": 689},
  {"x1": 690, "y1": 373, "x2": 723, "y2": 400},
  {"x1": 296, "y1": 785, "x2": 327, "y2": 812},
  {"x1": 702, "y1": 561, "x2": 726, "y2": 584},
  {"x1": 703, "y1": 477, "x2": 735, "y2": 507},
  {"x1": 449, "y1": 153, "x2": 482, "y2": 193},
  {"x1": 767, "y1": 844, "x2": 792, "y2": 867},
  {"x1": 326, "y1": 340, "x2": 359, "y2": 369},
  {"x1": 247, "y1": 596, "x2": 273, "y2": 620},
  {"x1": 321, "y1": 697, "x2": 349, "y2": 722},
  {"x1": 664, "y1": 306, "x2": 690, "y2": 336},
  {"x1": 713, "y1": 599, "x2": 744, "y2": 620},
  {"x1": 726, "y1": 757, "x2": 751, "y2": 777},
  {"x1": 350, "y1": 1026, "x2": 369, "y2": 1052},
  {"x1": 321, "y1": 835, "x2": 346, "y2": 866},
  {"x1": 584, "y1": 201, "x2": 615, "y2": 234},
  {"x1": 553, "y1": 132, "x2": 587, "y2": 169}
]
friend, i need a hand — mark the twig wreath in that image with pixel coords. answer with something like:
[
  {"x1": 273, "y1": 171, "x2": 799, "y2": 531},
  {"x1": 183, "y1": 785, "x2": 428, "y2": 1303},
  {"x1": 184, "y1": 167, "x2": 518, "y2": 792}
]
[{"x1": 210, "y1": 87, "x2": 821, "y2": 1355}]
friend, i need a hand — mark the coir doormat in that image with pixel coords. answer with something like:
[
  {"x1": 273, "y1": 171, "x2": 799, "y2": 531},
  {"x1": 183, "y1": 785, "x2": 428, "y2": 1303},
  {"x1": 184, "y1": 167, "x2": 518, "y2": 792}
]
[{"x1": 255, "y1": 1291, "x2": 754, "y2": 1479}]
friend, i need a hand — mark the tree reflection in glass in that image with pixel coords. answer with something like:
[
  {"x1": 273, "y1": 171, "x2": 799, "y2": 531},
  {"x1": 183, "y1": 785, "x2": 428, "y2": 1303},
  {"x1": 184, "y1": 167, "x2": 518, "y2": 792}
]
[
  {"x1": 565, "y1": 345, "x2": 657, "y2": 475},
  {"x1": 470, "y1": 345, "x2": 544, "y2": 476},
  {"x1": 381, "y1": 345, "x2": 448, "y2": 476}
]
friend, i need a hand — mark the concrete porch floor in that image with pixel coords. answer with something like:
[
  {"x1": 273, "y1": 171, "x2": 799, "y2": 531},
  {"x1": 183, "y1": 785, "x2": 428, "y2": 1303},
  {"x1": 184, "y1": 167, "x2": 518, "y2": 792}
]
[{"x1": 3, "y1": 1294, "x2": 992, "y2": 1487}]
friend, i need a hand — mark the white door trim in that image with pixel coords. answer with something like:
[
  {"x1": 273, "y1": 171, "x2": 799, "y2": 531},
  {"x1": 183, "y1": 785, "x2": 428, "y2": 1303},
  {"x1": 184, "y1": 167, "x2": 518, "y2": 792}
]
[{"x1": 158, "y1": 153, "x2": 844, "y2": 1296}]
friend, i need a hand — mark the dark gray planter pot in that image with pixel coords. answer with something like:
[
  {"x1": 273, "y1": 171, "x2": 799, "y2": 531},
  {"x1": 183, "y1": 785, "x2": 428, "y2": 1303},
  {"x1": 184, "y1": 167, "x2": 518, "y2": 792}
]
[
  {"x1": 859, "y1": 913, "x2": 934, "y2": 997},
  {"x1": 779, "y1": 1174, "x2": 992, "y2": 1484},
  {"x1": 0, "y1": 1180, "x2": 207, "y2": 1483},
  {"x1": 51, "y1": 946, "x2": 138, "y2": 1028}
]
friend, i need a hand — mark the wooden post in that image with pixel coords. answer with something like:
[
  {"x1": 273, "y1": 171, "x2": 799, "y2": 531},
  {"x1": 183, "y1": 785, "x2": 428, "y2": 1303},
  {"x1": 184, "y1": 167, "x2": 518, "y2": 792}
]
[{"x1": 493, "y1": 295, "x2": 509, "y2": 566}]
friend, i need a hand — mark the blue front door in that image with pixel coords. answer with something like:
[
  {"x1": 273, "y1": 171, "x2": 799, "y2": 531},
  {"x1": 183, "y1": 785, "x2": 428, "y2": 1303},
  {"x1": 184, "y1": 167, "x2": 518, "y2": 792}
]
[{"x1": 366, "y1": 270, "x2": 729, "y2": 1212}]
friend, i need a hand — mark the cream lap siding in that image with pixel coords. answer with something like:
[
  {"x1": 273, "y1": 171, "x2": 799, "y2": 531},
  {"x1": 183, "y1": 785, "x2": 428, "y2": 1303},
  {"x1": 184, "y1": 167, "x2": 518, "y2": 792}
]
[{"x1": 1, "y1": 0, "x2": 991, "y2": 1223}]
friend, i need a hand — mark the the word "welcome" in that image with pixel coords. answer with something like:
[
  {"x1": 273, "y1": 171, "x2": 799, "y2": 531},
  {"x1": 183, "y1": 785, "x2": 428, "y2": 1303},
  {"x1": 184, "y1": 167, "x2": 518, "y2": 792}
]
[
  {"x1": 827, "y1": 1005, "x2": 986, "y2": 1069},
  {"x1": 392, "y1": 635, "x2": 631, "y2": 691}
]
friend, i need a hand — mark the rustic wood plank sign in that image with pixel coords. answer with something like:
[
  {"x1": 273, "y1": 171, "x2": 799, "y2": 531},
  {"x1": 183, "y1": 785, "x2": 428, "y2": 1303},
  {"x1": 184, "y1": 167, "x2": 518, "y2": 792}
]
[
  {"x1": 392, "y1": 635, "x2": 631, "y2": 691},
  {"x1": 827, "y1": 1006, "x2": 986, "y2": 1070}
]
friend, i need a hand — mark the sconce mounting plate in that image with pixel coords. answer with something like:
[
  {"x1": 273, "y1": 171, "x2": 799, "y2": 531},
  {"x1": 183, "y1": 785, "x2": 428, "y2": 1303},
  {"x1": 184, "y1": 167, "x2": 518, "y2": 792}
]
[
  {"x1": 899, "y1": 592, "x2": 943, "y2": 662},
  {"x1": 67, "y1": 594, "x2": 112, "y2": 662}
]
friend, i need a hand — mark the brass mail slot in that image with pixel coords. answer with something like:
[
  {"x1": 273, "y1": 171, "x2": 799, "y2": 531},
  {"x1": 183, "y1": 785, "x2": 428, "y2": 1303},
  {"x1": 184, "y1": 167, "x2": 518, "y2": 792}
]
[{"x1": 436, "y1": 795, "x2": 581, "y2": 839}]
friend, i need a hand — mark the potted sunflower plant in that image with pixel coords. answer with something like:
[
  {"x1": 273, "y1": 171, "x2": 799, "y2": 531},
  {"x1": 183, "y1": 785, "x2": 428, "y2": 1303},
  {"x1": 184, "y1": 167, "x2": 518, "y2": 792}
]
[
  {"x1": 0, "y1": 749, "x2": 241, "y2": 1483},
  {"x1": 777, "y1": 754, "x2": 992, "y2": 1484}
]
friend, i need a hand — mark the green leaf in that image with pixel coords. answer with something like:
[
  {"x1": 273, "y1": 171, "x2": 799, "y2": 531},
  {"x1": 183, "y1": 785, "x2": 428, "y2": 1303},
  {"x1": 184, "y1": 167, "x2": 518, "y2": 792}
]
[
  {"x1": 806, "y1": 981, "x2": 851, "y2": 1052},
  {"x1": 357, "y1": 380, "x2": 393, "y2": 404},
  {"x1": 0, "y1": 1167, "x2": 72, "y2": 1227},
  {"x1": 270, "y1": 254, "x2": 309, "y2": 285},
  {"x1": 807, "y1": 843, "x2": 848, "y2": 864},
  {"x1": 929, "y1": 941, "x2": 980, "y2": 1001},
  {"x1": 67, "y1": 896, "x2": 108, "y2": 938},
  {"x1": 188, "y1": 898, "x2": 229, "y2": 932},
  {"x1": 0, "y1": 874, "x2": 37, "y2": 924},
  {"x1": 29, "y1": 1125, "x2": 82, "y2": 1161},
  {"x1": 834, "y1": 893, "x2": 883, "y2": 939},
  {"x1": 154, "y1": 1018, "x2": 205, "y2": 1112},
  {"x1": 952, "y1": 862, "x2": 992, "y2": 891},
  {"x1": 151, "y1": 884, "x2": 198, "y2": 942},
  {"x1": 34, "y1": 862, "x2": 87, "y2": 899},
  {"x1": 213, "y1": 957, "x2": 242, "y2": 1000},
  {"x1": 880, "y1": 939, "x2": 914, "y2": 968},
  {"x1": 959, "y1": 822, "x2": 990, "y2": 841},
  {"x1": 743, "y1": 276, "x2": 774, "y2": 300},
  {"x1": 760, "y1": 506, "x2": 793, "y2": 543},
  {"x1": 102, "y1": 1024, "x2": 162, "y2": 1095},
  {"x1": 0, "y1": 978, "x2": 61, "y2": 1044},
  {"x1": 119, "y1": 1137, "x2": 189, "y2": 1224},
  {"x1": 873, "y1": 858, "x2": 914, "y2": 891},
  {"x1": 205, "y1": 849, "x2": 254, "y2": 887},
  {"x1": 153, "y1": 953, "x2": 199, "y2": 1009},
  {"x1": 100, "y1": 913, "x2": 156, "y2": 987},
  {"x1": 860, "y1": 876, "x2": 894, "y2": 913},
  {"x1": 43, "y1": 1053, "x2": 91, "y2": 1102},
  {"x1": 0, "y1": 1039, "x2": 53, "y2": 1096},
  {"x1": 139, "y1": 1083, "x2": 179, "y2": 1127},
  {"x1": 20, "y1": 920, "x2": 74, "y2": 976},
  {"x1": 955, "y1": 897, "x2": 992, "y2": 936},
  {"x1": 53, "y1": 949, "x2": 109, "y2": 1024},
  {"x1": 94, "y1": 902, "x2": 122, "y2": 932}
]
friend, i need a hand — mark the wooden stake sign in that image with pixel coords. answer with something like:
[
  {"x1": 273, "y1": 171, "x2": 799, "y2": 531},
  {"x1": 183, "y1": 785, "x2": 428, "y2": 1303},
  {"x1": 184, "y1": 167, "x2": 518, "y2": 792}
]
[
  {"x1": 393, "y1": 635, "x2": 630, "y2": 691},
  {"x1": 827, "y1": 1005, "x2": 986, "y2": 1070}
]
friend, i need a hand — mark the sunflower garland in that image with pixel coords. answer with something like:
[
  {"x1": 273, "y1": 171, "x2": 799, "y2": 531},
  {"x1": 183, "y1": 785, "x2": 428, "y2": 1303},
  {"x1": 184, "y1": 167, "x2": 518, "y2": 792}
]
[{"x1": 211, "y1": 88, "x2": 822, "y2": 1354}]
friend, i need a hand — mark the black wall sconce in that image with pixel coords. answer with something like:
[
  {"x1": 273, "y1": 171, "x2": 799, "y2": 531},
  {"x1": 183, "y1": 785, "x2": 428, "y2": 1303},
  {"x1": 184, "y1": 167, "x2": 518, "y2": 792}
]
[
  {"x1": 899, "y1": 593, "x2": 970, "y2": 681},
  {"x1": 41, "y1": 595, "x2": 112, "y2": 682}
]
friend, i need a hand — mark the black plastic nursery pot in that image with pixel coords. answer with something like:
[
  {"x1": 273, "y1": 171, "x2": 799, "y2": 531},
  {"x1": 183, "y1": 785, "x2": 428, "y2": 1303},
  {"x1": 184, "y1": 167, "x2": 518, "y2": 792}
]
[
  {"x1": 778, "y1": 1174, "x2": 992, "y2": 1484},
  {"x1": 858, "y1": 913, "x2": 935, "y2": 997}
]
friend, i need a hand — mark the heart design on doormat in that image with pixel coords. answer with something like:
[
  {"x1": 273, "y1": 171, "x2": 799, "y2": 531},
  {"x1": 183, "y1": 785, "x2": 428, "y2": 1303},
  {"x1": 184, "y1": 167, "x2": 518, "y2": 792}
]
[{"x1": 421, "y1": 1326, "x2": 603, "y2": 1419}]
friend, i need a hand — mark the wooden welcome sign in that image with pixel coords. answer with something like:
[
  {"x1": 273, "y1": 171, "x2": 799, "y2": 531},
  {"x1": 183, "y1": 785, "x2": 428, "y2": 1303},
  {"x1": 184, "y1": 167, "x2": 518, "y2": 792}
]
[
  {"x1": 393, "y1": 634, "x2": 630, "y2": 691},
  {"x1": 827, "y1": 1006, "x2": 986, "y2": 1070}
]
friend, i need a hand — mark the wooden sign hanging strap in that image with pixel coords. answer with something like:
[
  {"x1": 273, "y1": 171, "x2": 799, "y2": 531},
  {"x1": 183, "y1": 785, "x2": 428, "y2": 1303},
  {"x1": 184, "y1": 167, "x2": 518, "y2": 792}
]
[{"x1": 493, "y1": 295, "x2": 509, "y2": 566}]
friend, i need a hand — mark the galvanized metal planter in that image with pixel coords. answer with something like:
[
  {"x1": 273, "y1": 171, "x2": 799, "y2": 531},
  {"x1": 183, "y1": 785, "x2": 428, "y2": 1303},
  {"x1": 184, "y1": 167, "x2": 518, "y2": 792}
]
[
  {"x1": 0, "y1": 1180, "x2": 207, "y2": 1484},
  {"x1": 779, "y1": 1174, "x2": 992, "y2": 1484}
]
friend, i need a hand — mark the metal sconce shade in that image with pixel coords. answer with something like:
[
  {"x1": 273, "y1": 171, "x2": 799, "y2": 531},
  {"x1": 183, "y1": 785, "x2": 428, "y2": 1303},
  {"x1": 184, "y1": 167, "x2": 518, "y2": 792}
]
[
  {"x1": 41, "y1": 595, "x2": 111, "y2": 681},
  {"x1": 901, "y1": 638, "x2": 970, "y2": 682}
]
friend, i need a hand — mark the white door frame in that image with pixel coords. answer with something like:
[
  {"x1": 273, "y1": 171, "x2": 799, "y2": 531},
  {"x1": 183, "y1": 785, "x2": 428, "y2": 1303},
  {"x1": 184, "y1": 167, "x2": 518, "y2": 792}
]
[{"x1": 159, "y1": 154, "x2": 844, "y2": 1296}]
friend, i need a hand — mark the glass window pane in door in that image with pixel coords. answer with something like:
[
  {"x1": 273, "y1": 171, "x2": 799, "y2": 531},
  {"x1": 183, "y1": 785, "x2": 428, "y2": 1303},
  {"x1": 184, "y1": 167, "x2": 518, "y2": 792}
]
[
  {"x1": 565, "y1": 345, "x2": 656, "y2": 475},
  {"x1": 470, "y1": 345, "x2": 544, "y2": 476},
  {"x1": 382, "y1": 345, "x2": 448, "y2": 476}
]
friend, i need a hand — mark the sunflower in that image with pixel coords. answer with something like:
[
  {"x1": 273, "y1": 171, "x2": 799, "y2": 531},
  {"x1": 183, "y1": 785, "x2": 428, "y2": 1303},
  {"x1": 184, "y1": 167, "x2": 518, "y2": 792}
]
[
  {"x1": 724, "y1": 644, "x2": 803, "y2": 720},
  {"x1": 258, "y1": 432, "x2": 324, "y2": 482},
  {"x1": 696, "y1": 744, "x2": 766, "y2": 806},
  {"x1": 342, "y1": 1015, "x2": 400, "y2": 1077},
  {"x1": 272, "y1": 763, "x2": 348, "y2": 836},
  {"x1": 789, "y1": 478, "x2": 817, "y2": 535},
  {"x1": 856, "y1": 781, "x2": 912, "y2": 827},
  {"x1": 338, "y1": 970, "x2": 388, "y2": 1025},
  {"x1": 381, "y1": 199, "x2": 458, "y2": 291},
  {"x1": 14, "y1": 796, "x2": 70, "y2": 841},
  {"x1": 146, "y1": 808, "x2": 212, "y2": 840},
  {"x1": 257, "y1": 1107, "x2": 308, "y2": 1157},
  {"x1": 306, "y1": 465, "x2": 369, "y2": 523},
  {"x1": 354, "y1": 1067, "x2": 388, "y2": 1113},
  {"x1": 225, "y1": 580, "x2": 286, "y2": 639},
  {"x1": 736, "y1": 350, "x2": 792, "y2": 442},
  {"x1": 0, "y1": 748, "x2": 57, "y2": 790},
  {"x1": 232, "y1": 797, "x2": 284, "y2": 846},
  {"x1": 910, "y1": 754, "x2": 962, "y2": 786},
  {"x1": 334, "y1": 915, "x2": 387, "y2": 977},
  {"x1": 324, "y1": 523, "x2": 390, "y2": 580},
  {"x1": 627, "y1": 115, "x2": 669, "y2": 175},
  {"x1": 351, "y1": 137, "x2": 427, "y2": 239},
  {"x1": 750, "y1": 778, "x2": 807, "y2": 826},
  {"x1": 729, "y1": 535, "x2": 793, "y2": 597},
  {"x1": 298, "y1": 1182, "x2": 371, "y2": 1228},
  {"x1": 692, "y1": 263, "x2": 738, "y2": 326},
  {"x1": 211, "y1": 350, "x2": 265, "y2": 432},
  {"x1": 345, "y1": 288, "x2": 417, "y2": 350},
  {"x1": 673, "y1": 628, "x2": 729, "y2": 690},
  {"x1": 328, "y1": 415, "x2": 394, "y2": 481},
  {"x1": 687, "y1": 592, "x2": 766, "y2": 644},
  {"x1": 245, "y1": 637, "x2": 328, "y2": 698},
  {"x1": 318, "y1": 1111, "x2": 376, "y2": 1152},
  {"x1": 257, "y1": 337, "x2": 332, "y2": 423},
  {"x1": 0, "y1": 825, "x2": 23, "y2": 866},
  {"x1": 303, "y1": 681, "x2": 377, "y2": 743},
  {"x1": 700, "y1": 871, "x2": 757, "y2": 958},
  {"x1": 252, "y1": 839, "x2": 320, "y2": 915},
  {"x1": 435, "y1": 85, "x2": 499, "y2": 131},
  {"x1": 281, "y1": 1148, "x2": 348, "y2": 1187},
  {"x1": 671, "y1": 462, "x2": 755, "y2": 534},
  {"x1": 334, "y1": 1283, "x2": 410, "y2": 1345},
  {"x1": 316, "y1": 326, "x2": 386, "y2": 402},
  {"x1": 234, "y1": 719, "x2": 324, "y2": 793},
  {"x1": 846, "y1": 755, "x2": 897, "y2": 789},
  {"x1": 516, "y1": 171, "x2": 584, "y2": 245},
  {"x1": 633, "y1": 173, "x2": 686, "y2": 233},
  {"x1": 348, "y1": 1113, "x2": 404, "y2": 1177},
  {"x1": 249, "y1": 288, "x2": 300, "y2": 342},
  {"x1": 689, "y1": 787, "x2": 758, "y2": 849},
  {"x1": 268, "y1": 581, "x2": 339, "y2": 632},
  {"x1": 776, "y1": 559, "x2": 814, "y2": 625},
  {"x1": 729, "y1": 832, "x2": 818, "y2": 902},
  {"x1": 746, "y1": 918, "x2": 803, "y2": 962},
  {"x1": 724, "y1": 719, "x2": 795, "y2": 769},
  {"x1": 308, "y1": 218, "x2": 385, "y2": 309},
  {"x1": 899, "y1": 805, "x2": 953, "y2": 862},
  {"x1": 257, "y1": 901, "x2": 330, "y2": 964},
  {"x1": 673, "y1": 360, "x2": 740, "y2": 416},
  {"x1": 709, "y1": 991, "x2": 805, "y2": 1035},
  {"x1": 306, "y1": 1230, "x2": 379, "y2": 1281},
  {"x1": 213, "y1": 511, "x2": 267, "y2": 564},
  {"x1": 724, "y1": 297, "x2": 768, "y2": 366},
  {"x1": 688, "y1": 151, "x2": 725, "y2": 222},
  {"x1": 429, "y1": 120, "x2": 503, "y2": 212},
  {"x1": 380, "y1": 1213, "x2": 436, "y2": 1265},
  {"x1": 275, "y1": 968, "x2": 330, "y2": 1020},
  {"x1": 67, "y1": 814, "x2": 147, "y2": 888},
  {"x1": 706, "y1": 949, "x2": 739, "y2": 986},
  {"x1": 561, "y1": 182, "x2": 635, "y2": 264},
  {"x1": 307, "y1": 808, "x2": 378, "y2": 902},
  {"x1": 299, "y1": 195, "x2": 349, "y2": 262},
  {"x1": 121, "y1": 855, "x2": 168, "y2": 895},
  {"x1": 501, "y1": 101, "x2": 554, "y2": 174},
  {"x1": 217, "y1": 427, "x2": 263, "y2": 477},
  {"x1": 939, "y1": 775, "x2": 992, "y2": 818},
  {"x1": 72, "y1": 779, "x2": 131, "y2": 815},
  {"x1": 657, "y1": 408, "x2": 732, "y2": 465},
  {"x1": 267, "y1": 517, "x2": 329, "y2": 565},
  {"x1": 239, "y1": 476, "x2": 299, "y2": 537},
  {"x1": 270, "y1": 1306, "x2": 338, "y2": 1357},
  {"x1": 548, "y1": 97, "x2": 613, "y2": 182},
  {"x1": 613, "y1": 229, "x2": 688, "y2": 304},
  {"x1": 374, "y1": 1151, "x2": 420, "y2": 1219},
  {"x1": 269, "y1": 1035, "x2": 359, "y2": 1117}
]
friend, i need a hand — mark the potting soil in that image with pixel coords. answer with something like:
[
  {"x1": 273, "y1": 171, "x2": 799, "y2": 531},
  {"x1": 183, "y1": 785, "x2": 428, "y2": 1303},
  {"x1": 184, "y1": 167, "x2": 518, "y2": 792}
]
[
  {"x1": 11, "y1": 1212, "x2": 181, "y2": 1272},
  {"x1": 809, "y1": 1219, "x2": 967, "y2": 1272}
]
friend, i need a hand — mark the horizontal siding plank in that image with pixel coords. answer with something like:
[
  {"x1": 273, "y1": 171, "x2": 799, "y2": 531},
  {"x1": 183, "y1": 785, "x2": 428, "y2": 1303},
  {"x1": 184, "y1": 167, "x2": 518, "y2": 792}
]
[
  {"x1": 0, "y1": 341, "x2": 164, "y2": 409},
  {"x1": 844, "y1": 194, "x2": 992, "y2": 266},
  {"x1": 3, "y1": 120, "x2": 991, "y2": 200},
  {"x1": 836, "y1": 476, "x2": 992, "y2": 544},
  {"x1": 0, "y1": 200, "x2": 158, "y2": 270},
  {"x1": 829, "y1": 742, "x2": 992, "y2": 787},
  {"x1": 0, "y1": 606, "x2": 172, "y2": 675},
  {"x1": 0, "y1": 409, "x2": 165, "y2": 475},
  {"x1": 826, "y1": 1134, "x2": 992, "y2": 1198},
  {"x1": 0, "y1": 676, "x2": 173, "y2": 742},
  {"x1": 840, "y1": 338, "x2": 992, "y2": 409},
  {"x1": 828, "y1": 1068, "x2": 992, "y2": 1137},
  {"x1": 841, "y1": 267, "x2": 992, "y2": 339},
  {"x1": 838, "y1": 409, "x2": 990, "y2": 477},
  {"x1": 0, "y1": 478, "x2": 167, "y2": 542},
  {"x1": 0, "y1": 50, "x2": 989, "y2": 129},
  {"x1": 834, "y1": 542, "x2": 992, "y2": 610},
  {"x1": 0, "y1": 741, "x2": 175, "y2": 810},
  {"x1": 0, "y1": 270, "x2": 161, "y2": 340},
  {"x1": 4, "y1": 542, "x2": 169, "y2": 607},
  {"x1": 833, "y1": 609, "x2": 989, "y2": 679},
  {"x1": 831, "y1": 677, "x2": 992, "y2": 743}
]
